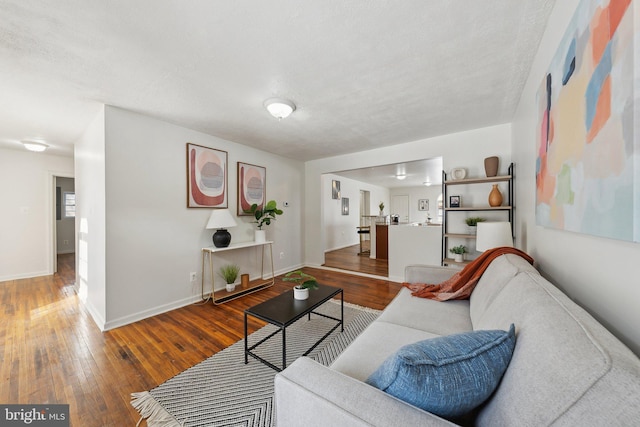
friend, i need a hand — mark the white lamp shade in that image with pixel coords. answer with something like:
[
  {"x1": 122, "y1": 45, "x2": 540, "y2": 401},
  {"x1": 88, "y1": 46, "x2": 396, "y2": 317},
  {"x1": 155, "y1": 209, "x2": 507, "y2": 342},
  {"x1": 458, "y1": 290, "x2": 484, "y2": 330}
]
[
  {"x1": 206, "y1": 209, "x2": 237, "y2": 229},
  {"x1": 476, "y1": 222, "x2": 513, "y2": 252},
  {"x1": 264, "y1": 98, "x2": 296, "y2": 119}
]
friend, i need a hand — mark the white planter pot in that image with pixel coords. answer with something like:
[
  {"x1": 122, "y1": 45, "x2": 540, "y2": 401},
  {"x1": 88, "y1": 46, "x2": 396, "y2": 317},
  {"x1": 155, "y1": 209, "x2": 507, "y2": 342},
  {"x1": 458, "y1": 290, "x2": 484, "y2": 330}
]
[
  {"x1": 454, "y1": 253, "x2": 464, "y2": 263},
  {"x1": 468, "y1": 225, "x2": 477, "y2": 235},
  {"x1": 254, "y1": 230, "x2": 266, "y2": 243},
  {"x1": 226, "y1": 284, "x2": 236, "y2": 292},
  {"x1": 293, "y1": 287, "x2": 309, "y2": 300}
]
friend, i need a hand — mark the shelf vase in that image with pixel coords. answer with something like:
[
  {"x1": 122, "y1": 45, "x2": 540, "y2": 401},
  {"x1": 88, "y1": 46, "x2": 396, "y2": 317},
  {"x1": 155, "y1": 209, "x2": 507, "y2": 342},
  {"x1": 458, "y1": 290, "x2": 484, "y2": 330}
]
[
  {"x1": 454, "y1": 253, "x2": 464, "y2": 263},
  {"x1": 484, "y1": 156, "x2": 499, "y2": 177},
  {"x1": 488, "y1": 184, "x2": 503, "y2": 207}
]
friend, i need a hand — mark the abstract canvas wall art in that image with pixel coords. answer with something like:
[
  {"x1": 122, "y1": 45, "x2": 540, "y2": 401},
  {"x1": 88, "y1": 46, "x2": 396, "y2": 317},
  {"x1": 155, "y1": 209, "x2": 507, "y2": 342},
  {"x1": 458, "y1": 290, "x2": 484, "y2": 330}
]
[
  {"x1": 187, "y1": 143, "x2": 228, "y2": 208},
  {"x1": 237, "y1": 162, "x2": 266, "y2": 216},
  {"x1": 536, "y1": 0, "x2": 639, "y2": 242}
]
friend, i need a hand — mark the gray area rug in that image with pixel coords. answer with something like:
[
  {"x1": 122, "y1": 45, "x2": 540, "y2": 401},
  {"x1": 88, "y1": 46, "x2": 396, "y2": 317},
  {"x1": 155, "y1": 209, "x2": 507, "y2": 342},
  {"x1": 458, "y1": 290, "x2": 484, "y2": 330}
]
[{"x1": 131, "y1": 300, "x2": 380, "y2": 427}]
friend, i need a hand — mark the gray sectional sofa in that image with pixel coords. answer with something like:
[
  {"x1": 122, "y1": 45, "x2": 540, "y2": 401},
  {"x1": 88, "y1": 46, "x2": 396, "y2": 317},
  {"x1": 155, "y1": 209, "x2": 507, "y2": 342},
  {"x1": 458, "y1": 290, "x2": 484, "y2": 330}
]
[{"x1": 274, "y1": 254, "x2": 640, "y2": 426}]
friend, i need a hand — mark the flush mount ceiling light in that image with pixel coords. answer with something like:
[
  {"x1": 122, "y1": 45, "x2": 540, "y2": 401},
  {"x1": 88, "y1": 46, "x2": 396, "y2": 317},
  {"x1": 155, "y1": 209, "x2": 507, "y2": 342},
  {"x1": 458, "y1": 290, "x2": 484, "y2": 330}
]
[
  {"x1": 396, "y1": 174, "x2": 406, "y2": 180},
  {"x1": 22, "y1": 140, "x2": 49, "y2": 152},
  {"x1": 264, "y1": 98, "x2": 296, "y2": 119}
]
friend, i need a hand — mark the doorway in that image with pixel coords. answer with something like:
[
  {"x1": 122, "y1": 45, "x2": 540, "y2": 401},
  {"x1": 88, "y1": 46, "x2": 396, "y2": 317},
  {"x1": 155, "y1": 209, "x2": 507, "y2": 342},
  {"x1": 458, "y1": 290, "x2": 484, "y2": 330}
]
[{"x1": 54, "y1": 176, "x2": 76, "y2": 274}]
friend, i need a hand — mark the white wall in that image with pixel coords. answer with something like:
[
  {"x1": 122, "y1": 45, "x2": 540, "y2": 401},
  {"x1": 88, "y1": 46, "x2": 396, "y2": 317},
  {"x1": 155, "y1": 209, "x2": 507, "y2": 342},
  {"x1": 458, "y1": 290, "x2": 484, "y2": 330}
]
[
  {"x1": 305, "y1": 124, "x2": 511, "y2": 268},
  {"x1": 0, "y1": 148, "x2": 74, "y2": 281},
  {"x1": 390, "y1": 185, "x2": 442, "y2": 224},
  {"x1": 322, "y1": 173, "x2": 389, "y2": 252},
  {"x1": 512, "y1": 0, "x2": 640, "y2": 354},
  {"x1": 75, "y1": 106, "x2": 107, "y2": 328},
  {"x1": 98, "y1": 106, "x2": 304, "y2": 329}
]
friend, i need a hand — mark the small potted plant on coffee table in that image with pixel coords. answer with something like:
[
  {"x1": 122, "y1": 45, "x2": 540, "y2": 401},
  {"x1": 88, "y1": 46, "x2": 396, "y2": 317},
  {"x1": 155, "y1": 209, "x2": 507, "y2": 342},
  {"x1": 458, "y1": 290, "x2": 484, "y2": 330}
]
[
  {"x1": 220, "y1": 264, "x2": 240, "y2": 292},
  {"x1": 449, "y1": 245, "x2": 467, "y2": 263},
  {"x1": 283, "y1": 270, "x2": 318, "y2": 300}
]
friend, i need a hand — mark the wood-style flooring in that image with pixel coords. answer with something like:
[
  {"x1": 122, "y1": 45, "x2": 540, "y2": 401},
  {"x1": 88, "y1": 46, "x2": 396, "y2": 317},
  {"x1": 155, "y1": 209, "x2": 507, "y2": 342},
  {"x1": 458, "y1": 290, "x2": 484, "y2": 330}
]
[
  {"x1": 323, "y1": 244, "x2": 388, "y2": 277},
  {"x1": 1, "y1": 253, "x2": 401, "y2": 426}
]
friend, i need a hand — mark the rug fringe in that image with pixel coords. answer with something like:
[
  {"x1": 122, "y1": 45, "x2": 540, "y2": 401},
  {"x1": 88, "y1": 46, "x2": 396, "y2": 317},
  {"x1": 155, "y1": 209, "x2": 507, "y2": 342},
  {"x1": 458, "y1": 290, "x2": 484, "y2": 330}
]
[{"x1": 131, "y1": 391, "x2": 183, "y2": 427}]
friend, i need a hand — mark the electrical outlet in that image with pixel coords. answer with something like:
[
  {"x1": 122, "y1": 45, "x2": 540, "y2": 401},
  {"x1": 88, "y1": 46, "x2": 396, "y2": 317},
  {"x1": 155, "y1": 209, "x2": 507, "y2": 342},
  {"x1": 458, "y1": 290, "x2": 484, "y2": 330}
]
[
  {"x1": 190, "y1": 272, "x2": 197, "y2": 282},
  {"x1": 279, "y1": 252, "x2": 285, "y2": 259}
]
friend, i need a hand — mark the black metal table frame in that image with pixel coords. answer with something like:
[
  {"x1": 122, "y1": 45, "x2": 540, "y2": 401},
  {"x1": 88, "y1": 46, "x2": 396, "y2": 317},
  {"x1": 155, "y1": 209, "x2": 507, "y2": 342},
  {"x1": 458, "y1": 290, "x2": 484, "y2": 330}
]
[{"x1": 244, "y1": 288, "x2": 344, "y2": 372}]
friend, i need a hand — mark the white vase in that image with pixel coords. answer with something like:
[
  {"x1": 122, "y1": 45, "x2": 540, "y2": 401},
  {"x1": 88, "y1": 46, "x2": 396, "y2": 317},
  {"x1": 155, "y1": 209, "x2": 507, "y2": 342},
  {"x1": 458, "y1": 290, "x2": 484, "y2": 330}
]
[
  {"x1": 454, "y1": 253, "x2": 464, "y2": 263},
  {"x1": 225, "y1": 284, "x2": 236, "y2": 292},
  {"x1": 293, "y1": 287, "x2": 309, "y2": 300},
  {"x1": 254, "y1": 229, "x2": 266, "y2": 243}
]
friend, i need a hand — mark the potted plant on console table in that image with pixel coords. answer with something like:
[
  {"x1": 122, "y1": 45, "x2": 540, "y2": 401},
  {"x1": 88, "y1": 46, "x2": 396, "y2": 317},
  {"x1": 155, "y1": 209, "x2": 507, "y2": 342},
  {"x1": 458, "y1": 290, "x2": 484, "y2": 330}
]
[
  {"x1": 283, "y1": 270, "x2": 319, "y2": 300},
  {"x1": 248, "y1": 200, "x2": 283, "y2": 243}
]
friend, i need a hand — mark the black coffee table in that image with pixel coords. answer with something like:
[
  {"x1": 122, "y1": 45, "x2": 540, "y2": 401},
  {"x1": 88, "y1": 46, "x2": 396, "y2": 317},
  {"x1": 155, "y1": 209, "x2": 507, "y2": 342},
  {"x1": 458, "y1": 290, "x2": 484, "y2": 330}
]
[{"x1": 244, "y1": 285, "x2": 343, "y2": 372}]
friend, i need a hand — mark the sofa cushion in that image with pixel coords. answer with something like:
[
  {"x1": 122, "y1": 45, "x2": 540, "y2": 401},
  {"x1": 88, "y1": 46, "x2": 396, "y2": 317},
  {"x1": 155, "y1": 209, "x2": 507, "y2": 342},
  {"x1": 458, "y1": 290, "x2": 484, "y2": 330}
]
[
  {"x1": 377, "y1": 288, "x2": 473, "y2": 336},
  {"x1": 365, "y1": 325, "x2": 516, "y2": 418},
  {"x1": 331, "y1": 321, "x2": 441, "y2": 381},
  {"x1": 474, "y1": 272, "x2": 640, "y2": 426},
  {"x1": 470, "y1": 254, "x2": 538, "y2": 325}
]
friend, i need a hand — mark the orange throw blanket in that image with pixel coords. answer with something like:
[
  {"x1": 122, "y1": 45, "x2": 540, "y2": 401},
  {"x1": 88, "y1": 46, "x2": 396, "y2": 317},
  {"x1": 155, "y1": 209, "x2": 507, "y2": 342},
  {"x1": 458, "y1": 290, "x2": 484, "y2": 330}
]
[{"x1": 403, "y1": 247, "x2": 534, "y2": 301}]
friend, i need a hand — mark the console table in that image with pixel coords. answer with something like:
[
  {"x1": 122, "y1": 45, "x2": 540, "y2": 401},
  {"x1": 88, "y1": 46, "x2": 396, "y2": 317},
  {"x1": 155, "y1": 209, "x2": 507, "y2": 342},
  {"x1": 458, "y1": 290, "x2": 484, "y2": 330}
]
[{"x1": 201, "y1": 240, "x2": 274, "y2": 305}]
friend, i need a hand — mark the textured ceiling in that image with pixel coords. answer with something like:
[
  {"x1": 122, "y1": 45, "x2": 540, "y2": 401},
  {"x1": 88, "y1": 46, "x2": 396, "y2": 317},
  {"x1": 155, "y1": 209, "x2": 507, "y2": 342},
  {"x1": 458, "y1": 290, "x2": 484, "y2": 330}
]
[{"x1": 0, "y1": 0, "x2": 556, "y2": 160}]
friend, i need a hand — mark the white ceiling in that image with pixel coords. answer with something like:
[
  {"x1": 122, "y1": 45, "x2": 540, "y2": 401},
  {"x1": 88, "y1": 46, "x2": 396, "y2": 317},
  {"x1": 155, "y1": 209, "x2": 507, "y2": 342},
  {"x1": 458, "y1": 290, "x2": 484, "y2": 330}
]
[
  {"x1": 334, "y1": 157, "x2": 443, "y2": 189},
  {"x1": 0, "y1": 1, "x2": 556, "y2": 160}
]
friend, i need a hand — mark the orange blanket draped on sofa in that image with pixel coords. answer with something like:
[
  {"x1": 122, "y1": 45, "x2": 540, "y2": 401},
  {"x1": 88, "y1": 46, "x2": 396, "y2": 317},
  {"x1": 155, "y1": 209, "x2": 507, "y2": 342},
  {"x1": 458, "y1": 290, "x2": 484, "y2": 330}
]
[{"x1": 403, "y1": 247, "x2": 534, "y2": 301}]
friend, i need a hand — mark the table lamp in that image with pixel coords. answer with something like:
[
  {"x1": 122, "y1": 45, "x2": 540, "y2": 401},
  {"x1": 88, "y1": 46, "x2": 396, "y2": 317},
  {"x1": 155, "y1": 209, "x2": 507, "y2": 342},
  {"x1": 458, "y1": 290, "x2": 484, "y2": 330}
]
[
  {"x1": 206, "y1": 209, "x2": 237, "y2": 248},
  {"x1": 476, "y1": 222, "x2": 513, "y2": 252}
]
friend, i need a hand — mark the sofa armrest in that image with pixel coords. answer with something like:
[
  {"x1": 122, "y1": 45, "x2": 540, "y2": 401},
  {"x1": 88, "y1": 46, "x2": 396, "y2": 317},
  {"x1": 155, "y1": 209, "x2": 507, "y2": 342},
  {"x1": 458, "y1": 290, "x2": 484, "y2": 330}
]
[
  {"x1": 404, "y1": 264, "x2": 458, "y2": 284},
  {"x1": 274, "y1": 357, "x2": 456, "y2": 427}
]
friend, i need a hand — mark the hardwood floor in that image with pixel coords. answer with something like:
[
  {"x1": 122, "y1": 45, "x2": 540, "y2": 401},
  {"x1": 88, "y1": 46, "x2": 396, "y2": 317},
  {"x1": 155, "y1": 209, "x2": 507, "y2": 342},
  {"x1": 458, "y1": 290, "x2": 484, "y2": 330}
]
[
  {"x1": 1, "y1": 253, "x2": 401, "y2": 426},
  {"x1": 323, "y1": 244, "x2": 389, "y2": 277}
]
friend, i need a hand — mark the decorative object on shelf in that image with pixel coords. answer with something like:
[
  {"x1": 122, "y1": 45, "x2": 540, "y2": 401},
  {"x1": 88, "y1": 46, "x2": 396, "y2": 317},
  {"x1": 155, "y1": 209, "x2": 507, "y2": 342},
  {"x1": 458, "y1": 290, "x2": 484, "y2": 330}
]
[
  {"x1": 241, "y1": 273, "x2": 249, "y2": 288},
  {"x1": 450, "y1": 168, "x2": 466, "y2": 180},
  {"x1": 264, "y1": 97, "x2": 296, "y2": 119},
  {"x1": 476, "y1": 222, "x2": 513, "y2": 251},
  {"x1": 219, "y1": 264, "x2": 240, "y2": 292},
  {"x1": 449, "y1": 195, "x2": 461, "y2": 208},
  {"x1": 449, "y1": 245, "x2": 467, "y2": 263},
  {"x1": 379, "y1": 201, "x2": 385, "y2": 216},
  {"x1": 418, "y1": 199, "x2": 429, "y2": 211},
  {"x1": 488, "y1": 184, "x2": 503, "y2": 207},
  {"x1": 206, "y1": 209, "x2": 237, "y2": 248},
  {"x1": 465, "y1": 217, "x2": 486, "y2": 234},
  {"x1": 283, "y1": 270, "x2": 319, "y2": 300},
  {"x1": 342, "y1": 197, "x2": 349, "y2": 215},
  {"x1": 484, "y1": 156, "x2": 499, "y2": 177},
  {"x1": 187, "y1": 143, "x2": 228, "y2": 208},
  {"x1": 237, "y1": 162, "x2": 265, "y2": 216},
  {"x1": 248, "y1": 200, "x2": 283, "y2": 242},
  {"x1": 332, "y1": 180, "x2": 341, "y2": 199}
]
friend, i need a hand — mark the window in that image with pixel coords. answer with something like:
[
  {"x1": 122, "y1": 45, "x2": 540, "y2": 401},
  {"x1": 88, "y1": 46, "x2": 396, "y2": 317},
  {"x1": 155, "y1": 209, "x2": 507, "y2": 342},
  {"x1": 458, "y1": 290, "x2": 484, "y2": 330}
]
[
  {"x1": 437, "y1": 194, "x2": 443, "y2": 223},
  {"x1": 63, "y1": 192, "x2": 75, "y2": 218}
]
